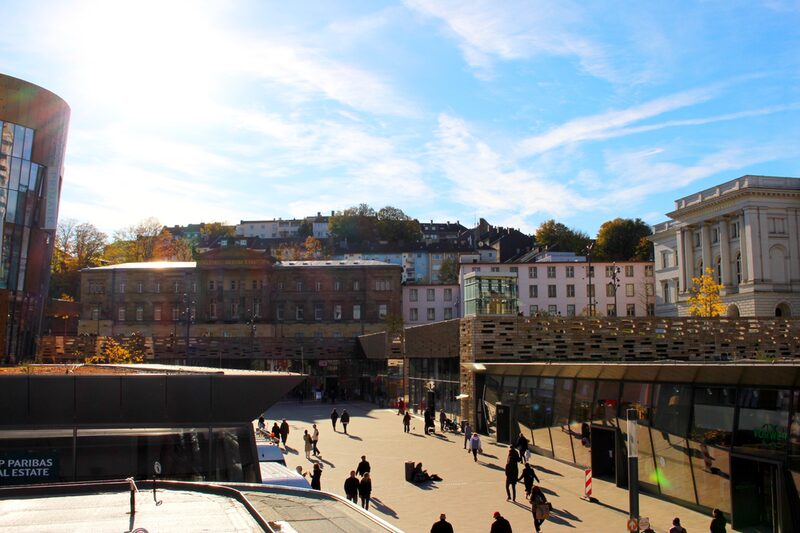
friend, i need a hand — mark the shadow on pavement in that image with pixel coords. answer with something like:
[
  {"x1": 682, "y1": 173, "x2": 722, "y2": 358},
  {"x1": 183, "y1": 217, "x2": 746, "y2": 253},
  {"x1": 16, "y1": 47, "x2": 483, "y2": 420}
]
[
  {"x1": 284, "y1": 447, "x2": 298, "y2": 455},
  {"x1": 405, "y1": 432, "x2": 426, "y2": 438},
  {"x1": 510, "y1": 501, "x2": 530, "y2": 511},
  {"x1": 551, "y1": 507, "x2": 581, "y2": 522},
  {"x1": 346, "y1": 434, "x2": 363, "y2": 441},
  {"x1": 541, "y1": 486, "x2": 559, "y2": 497},
  {"x1": 312, "y1": 457, "x2": 336, "y2": 468},
  {"x1": 589, "y1": 498, "x2": 628, "y2": 515},
  {"x1": 369, "y1": 497, "x2": 398, "y2": 518},
  {"x1": 480, "y1": 452, "x2": 498, "y2": 459},
  {"x1": 481, "y1": 463, "x2": 504, "y2": 472},
  {"x1": 534, "y1": 465, "x2": 563, "y2": 477},
  {"x1": 411, "y1": 481, "x2": 440, "y2": 491}
]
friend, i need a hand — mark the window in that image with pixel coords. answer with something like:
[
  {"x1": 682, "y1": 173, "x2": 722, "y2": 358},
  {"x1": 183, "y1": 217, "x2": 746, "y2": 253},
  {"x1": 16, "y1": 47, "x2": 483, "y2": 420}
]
[
  {"x1": 333, "y1": 304, "x2": 342, "y2": 320},
  {"x1": 444, "y1": 288, "x2": 452, "y2": 301},
  {"x1": 547, "y1": 266, "x2": 556, "y2": 278},
  {"x1": 427, "y1": 308, "x2": 435, "y2": 320},
  {"x1": 353, "y1": 304, "x2": 361, "y2": 320},
  {"x1": 625, "y1": 265, "x2": 634, "y2": 277},
  {"x1": 314, "y1": 303, "x2": 323, "y2": 320},
  {"x1": 155, "y1": 282, "x2": 161, "y2": 293},
  {"x1": 735, "y1": 253, "x2": 742, "y2": 284},
  {"x1": 715, "y1": 256, "x2": 722, "y2": 283},
  {"x1": 662, "y1": 281, "x2": 672, "y2": 303},
  {"x1": 89, "y1": 282, "x2": 104, "y2": 294},
  {"x1": 118, "y1": 282, "x2": 126, "y2": 294},
  {"x1": 768, "y1": 217, "x2": 786, "y2": 235},
  {"x1": 209, "y1": 280, "x2": 215, "y2": 290},
  {"x1": 566, "y1": 304, "x2": 575, "y2": 316},
  {"x1": 172, "y1": 306, "x2": 180, "y2": 321},
  {"x1": 646, "y1": 303, "x2": 655, "y2": 316},
  {"x1": 606, "y1": 304, "x2": 616, "y2": 316},
  {"x1": 334, "y1": 280, "x2": 341, "y2": 291},
  {"x1": 548, "y1": 305, "x2": 557, "y2": 315},
  {"x1": 605, "y1": 265, "x2": 615, "y2": 277},
  {"x1": 587, "y1": 265, "x2": 595, "y2": 277},
  {"x1": 586, "y1": 284, "x2": 595, "y2": 297},
  {"x1": 174, "y1": 281, "x2": 180, "y2": 293},
  {"x1": 276, "y1": 303, "x2": 284, "y2": 321},
  {"x1": 137, "y1": 282, "x2": 143, "y2": 293},
  {"x1": 626, "y1": 303, "x2": 636, "y2": 317},
  {"x1": 529, "y1": 305, "x2": 538, "y2": 315},
  {"x1": 730, "y1": 220, "x2": 740, "y2": 239},
  {"x1": 91, "y1": 305, "x2": 100, "y2": 321},
  {"x1": 378, "y1": 304, "x2": 388, "y2": 319},
  {"x1": 315, "y1": 281, "x2": 321, "y2": 292},
  {"x1": 410, "y1": 308, "x2": 418, "y2": 321},
  {"x1": 566, "y1": 284, "x2": 575, "y2": 298},
  {"x1": 712, "y1": 226, "x2": 719, "y2": 243},
  {"x1": 565, "y1": 266, "x2": 574, "y2": 278},
  {"x1": 295, "y1": 305, "x2": 304, "y2": 320},
  {"x1": 427, "y1": 289, "x2": 435, "y2": 301},
  {"x1": 548, "y1": 285, "x2": 557, "y2": 298},
  {"x1": 694, "y1": 231, "x2": 701, "y2": 247},
  {"x1": 491, "y1": 267, "x2": 500, "y2": 273},
  {"x1": 252, "y1": 280, "x2": 258, "y2": 290},
  {"x1": 118, "y1": 306, "x2": 126, "y2": 321},
  {"x1": 661, "y1": 250, "x2": 670, "y2": 268},
  {"x1": 625, "y1": 283, "x2": 634, "y2": 297},
  {"x1": 136, "y1": 305, "x2": 143, "y2": 321},
  {"x1": 606, "y1": 283, "x2": 615, "y2": 297},
  {"x1": 253, "y1": 301, "x2": 260, "y2": 317},
  {"x1": 510, "y1": 267, "x2": 518, "y2": 273},
  {"x1": 296, "y1": 281, "x2": 303, "y2": 292},
  {"x1": 231, "y1": 302, "x2": 239, "y2": 319},
  {"x1": 645, "y1": 265, "x2": 654, "y2": 277},
  {"x1": 444, "y1": 308, "x2": 453, "y2": 320},
  {"x1": 375, "y1": 279, "x2": 391, "y2": 291},
  {"x1": 528, "y1": 267, "x2": 537, "y2": 278},
  {"x1": 646, "y1": 283, "x2": 654, "y2": 296},
  {"x1": 529, "y1": 285, "x2": 538, "y2": 298},
  {"x1": 409, "y1": 288, "x2": 418, "y2": 301}
]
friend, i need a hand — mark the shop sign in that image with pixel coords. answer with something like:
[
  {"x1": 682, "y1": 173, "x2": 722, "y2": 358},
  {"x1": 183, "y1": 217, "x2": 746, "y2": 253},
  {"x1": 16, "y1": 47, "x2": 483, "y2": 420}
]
[
  {"x1": 0, "y1": 452, "x2": 58, "y2": 484},
  {"x1": 753, "y1": 423, "x2": 787, "y2": 443}
]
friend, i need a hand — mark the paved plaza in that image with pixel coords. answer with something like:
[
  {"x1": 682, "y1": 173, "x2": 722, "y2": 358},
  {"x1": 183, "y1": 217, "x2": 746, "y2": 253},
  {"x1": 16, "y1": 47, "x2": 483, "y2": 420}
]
[{"x1": 264, "y1": 401, "x2": 734, "y2": 533}]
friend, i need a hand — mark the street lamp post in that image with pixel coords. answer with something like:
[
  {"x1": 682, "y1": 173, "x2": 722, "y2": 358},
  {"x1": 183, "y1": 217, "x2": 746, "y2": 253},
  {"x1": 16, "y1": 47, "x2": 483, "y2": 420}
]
[
  {"x1": 183, "y1": 293, "x2": 194, "y2": 360},
  {"x1": 610, "y1": 263, "x2": 621, "y2": 317},
  {"x1": 585, "y1": 241, "x2": 596, "y2": 316},
  {"x1": 627, "y1": 408, "x2": 640, "y2": 524}
]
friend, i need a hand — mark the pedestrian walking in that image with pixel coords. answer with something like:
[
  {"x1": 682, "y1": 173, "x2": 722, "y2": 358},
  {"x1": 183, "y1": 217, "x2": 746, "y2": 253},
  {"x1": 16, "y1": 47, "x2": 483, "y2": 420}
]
[
  {"x1": 310, "y1": 463, "x2": 323, "y2": 490},
  {"x1": 303, "y1": 430, "x2": 312, "y2": 460},
  {"x1": 356, "y1": 455, "x2": 371, "y2": 477},
  {"x1": 515, "y1": 432, "x2": 529, "y2": 464},
  {"x1": 331, "y1": 408, "x2": 339, "y2": 431},
  {"x1": 430, "y1": 513, "x2": 454, "y2": 533},
  {"x1": 344, "y1": 470, "x2": 359, "y2": 504},
  {"x1": 271, "y1": 421, "x2": 280, "y2": 441},
  {"x1": 669, "y1": 516, "x2": 687, "y2": 533},
  {"x1": 490, "y1": 511, "x2": 513, "y2": 533},
  {"x1": 439, "y1": 409, "x2": 447, "y2": 432},
  {"x1": 464, "y1": 422, "x2": 473, "y2": 450},
  {"x1": 709, "y1": 509, "x2": 727, "y2": 533},
  {"x1": 507, "y1": 446, "x2": 520, "y2": 464},
  {"x1": 311, "y1": 423, "x2": 321, "y2": 457},
  {"x1": 258, "y1": 415, "x2": 265, "y2": 431},
  {"x1": 505, "y1": 449, "x2": 519, "y2": 501},
  {"x1": 518, "y1": 463, "x2": 540, "y2": 498},
  {"x1": 340, "y1": 409, "x2": 350, "y2": 434},
  {"x1": 469, "y1": 432, "x2": 482, "y2": 462},
  {"x1": 358, "y1": 472, "x2": 372, "y2": 510},
  {"x1": 529, "y1": 485, "x2": 548, "y2": 533},
  {"x1": 279, "y1": 419, "x2": 290, "y2": 447},
  {"x1": 398, "y1": 398, "x2": 405, "y2": 415},
  {"x1": 403, "y1": 411, "x2": 411, "y2": 433}
]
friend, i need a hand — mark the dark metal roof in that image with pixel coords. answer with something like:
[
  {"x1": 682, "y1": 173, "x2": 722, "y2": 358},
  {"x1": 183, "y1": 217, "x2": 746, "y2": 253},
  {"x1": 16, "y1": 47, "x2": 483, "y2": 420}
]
[{"x1": 464, "y1": 361, "x2": 800, "y2": 387}]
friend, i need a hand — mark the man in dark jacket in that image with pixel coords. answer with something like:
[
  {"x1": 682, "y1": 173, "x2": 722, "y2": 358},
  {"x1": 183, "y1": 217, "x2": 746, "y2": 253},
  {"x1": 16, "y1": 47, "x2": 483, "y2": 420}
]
[
  {"x1": 279, "y1": 419, "x2": 290, "y2": 447},
  {"x1": 331, "y1": 409, "x2": 339, "y2": 431},
  {"x1": 343, "y1": 471, "x2": 359, "y2": 504},
  {"x1": 504, "y1": 449, "x2": 519, "y2": 501},
  {"x1": 356, "y1": 455, "x2": 371, "y2": 477},
  {"x1": 515, "y1": 432, "x2": 529, "y2": 463},
  {"x1": 430, "y1": 513, "x2": 454, "y2": 533},
  {"x1": 490, "y1": 511, "x2": 512, "y2": 533},
  {"x1": 340, "y1": 409, "x2": 351, "y2": 434}
]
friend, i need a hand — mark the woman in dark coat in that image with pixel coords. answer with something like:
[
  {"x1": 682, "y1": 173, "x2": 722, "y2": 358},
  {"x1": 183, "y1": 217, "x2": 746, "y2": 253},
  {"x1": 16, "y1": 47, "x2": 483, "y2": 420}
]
[
  {"x1": 310, "y1": 463, "x2": 323, "y2": 490},
  {"x1": 504, "y1": 448, "x2": 519, "y2": 501},
  {"x1": 330, "y1": 409, "x2": 339, "y2": 431},
  {"x1": 358, "y1": 472, "x2": 372, "y2": 510},
  {"x1": 340, "y1": 409, "x2": 350, "y2": 434},
  {"x1": 518, "y1": 462, "x2": 540, "y2": 498},
  {"x1": 530, "y1": 485, "x2": 548, "y2": 533}
]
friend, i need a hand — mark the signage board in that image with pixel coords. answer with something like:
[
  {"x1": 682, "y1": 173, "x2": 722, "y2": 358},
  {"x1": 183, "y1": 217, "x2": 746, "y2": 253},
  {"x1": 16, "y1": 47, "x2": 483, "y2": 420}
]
[{"x1": 0, "y1": 452, "x2": 58, "y2": 484}]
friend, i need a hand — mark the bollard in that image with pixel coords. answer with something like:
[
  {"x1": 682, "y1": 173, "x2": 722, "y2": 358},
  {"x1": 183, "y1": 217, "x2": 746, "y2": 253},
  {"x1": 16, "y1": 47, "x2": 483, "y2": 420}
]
[{"x1": 583, "y1": 468, "x2": 592, "y2": 500}]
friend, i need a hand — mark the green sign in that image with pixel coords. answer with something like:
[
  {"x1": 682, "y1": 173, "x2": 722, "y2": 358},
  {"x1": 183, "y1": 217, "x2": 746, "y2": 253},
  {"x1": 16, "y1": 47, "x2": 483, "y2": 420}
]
[{"x1": 752, "y1": 423, "x2": 787, "y2": 443}]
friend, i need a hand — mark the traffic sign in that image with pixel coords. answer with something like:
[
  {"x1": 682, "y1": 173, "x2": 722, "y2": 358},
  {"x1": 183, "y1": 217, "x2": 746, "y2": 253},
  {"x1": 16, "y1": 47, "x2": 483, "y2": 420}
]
[{"x1": 626, "y1": 517, "x2": 638, "y2": 531}]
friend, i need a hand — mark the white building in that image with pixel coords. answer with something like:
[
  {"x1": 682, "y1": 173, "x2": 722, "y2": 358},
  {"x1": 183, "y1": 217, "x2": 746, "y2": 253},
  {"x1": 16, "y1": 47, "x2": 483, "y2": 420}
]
[
  {"x1": 458, "y1": 261, "x2": 655, "y2": 317},
  {"x1": 402, "y1": 284, "x2": 460, "y2": 325},
  {"x1": 236, "y1": 212, "x2": 332, "y2": 240},
  {"x1": 650, "y1": 175, "x2": 800, "y2": 317}
]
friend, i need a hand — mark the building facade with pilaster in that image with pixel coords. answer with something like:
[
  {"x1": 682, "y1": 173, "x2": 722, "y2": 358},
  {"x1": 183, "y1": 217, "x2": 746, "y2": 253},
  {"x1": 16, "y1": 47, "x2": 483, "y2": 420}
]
[{"x1": 651, "y1": 175, "x2": 800, "y2": 317}]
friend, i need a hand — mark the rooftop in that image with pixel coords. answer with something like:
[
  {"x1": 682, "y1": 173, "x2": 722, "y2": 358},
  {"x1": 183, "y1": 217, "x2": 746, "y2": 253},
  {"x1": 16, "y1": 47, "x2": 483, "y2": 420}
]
[
  {"x1": 83, "y1": 261, "x2": 196, "y2": 271},
  {"x1": 278, "y1": 260, "x2": 400, "y2": 268},
  {"x1": 0, "y1": 363, "x2": 301, "y2": 376}
]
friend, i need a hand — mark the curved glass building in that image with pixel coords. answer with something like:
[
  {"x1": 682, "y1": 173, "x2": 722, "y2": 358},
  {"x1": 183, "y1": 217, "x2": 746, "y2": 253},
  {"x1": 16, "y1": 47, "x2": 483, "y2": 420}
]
[{"x1": 0, "y1": 74, "x2": 70, "y2": 361}]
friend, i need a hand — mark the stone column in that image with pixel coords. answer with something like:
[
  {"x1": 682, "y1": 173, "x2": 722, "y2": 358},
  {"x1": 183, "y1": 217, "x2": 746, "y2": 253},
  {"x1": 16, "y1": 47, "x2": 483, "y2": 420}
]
[
  {"x1": 719, "y1": 218, "x2": 731, "y2": 286},
  {"x1": 758, "y1": 207, "x2": 771, "y2": 282},
  {"x1": 789, "y1": 208, "x2": 800, "y2": 282},
  {"x1": 682, "y1": 228, "x2": 695, "y2": 293},
  {"x1": 741, "y1": 208, "x2": 755, "y2": 283},
  {"x1": 701, "y1": 223, "x2": 712, "y2": 276},
  {"x1": 675, "y1": 229, "x2": 685, "y2": 293}
]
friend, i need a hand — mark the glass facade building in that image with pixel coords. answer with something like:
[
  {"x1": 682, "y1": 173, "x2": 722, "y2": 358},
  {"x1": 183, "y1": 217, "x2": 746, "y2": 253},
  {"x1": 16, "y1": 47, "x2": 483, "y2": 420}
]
[
  {"x1": 482, "y1": 366, "x2": 800, "y2": 531},
  {"x1": 463, "y1": 272, "x2": 518, "y2": 316},
  {"x1": 0, "y1": 74, "x2": 70, "y2": 361}
]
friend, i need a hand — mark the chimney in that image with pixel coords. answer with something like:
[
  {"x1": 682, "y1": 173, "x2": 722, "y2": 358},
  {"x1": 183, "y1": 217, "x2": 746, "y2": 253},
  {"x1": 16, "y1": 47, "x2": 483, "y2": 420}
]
[{"x1": 317, "y1": 211, "x2": 321, "y2": 217}]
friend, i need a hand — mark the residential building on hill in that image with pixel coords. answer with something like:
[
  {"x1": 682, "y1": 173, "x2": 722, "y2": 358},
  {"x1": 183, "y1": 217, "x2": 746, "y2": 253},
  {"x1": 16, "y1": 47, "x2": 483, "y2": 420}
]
[
  {"x1": 651, "y1": 175, "x2": 800, "y2": 317},
  {"x1": 402, "y1": 283, "x2": 460, "y2": 325}
]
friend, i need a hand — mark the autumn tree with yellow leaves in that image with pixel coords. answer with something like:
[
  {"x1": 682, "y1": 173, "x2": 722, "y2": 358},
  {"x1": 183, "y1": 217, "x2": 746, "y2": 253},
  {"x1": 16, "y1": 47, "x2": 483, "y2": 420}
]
[
  {"x1": 687, "y1": 267, "x2": 726, "y2": 317},
  {"x1": 85, "y1": 338, "x2": 144, "y2": 364}
]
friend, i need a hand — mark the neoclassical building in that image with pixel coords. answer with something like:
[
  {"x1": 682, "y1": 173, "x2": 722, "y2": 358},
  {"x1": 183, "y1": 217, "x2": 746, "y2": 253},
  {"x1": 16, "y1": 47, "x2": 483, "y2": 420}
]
[
  {"x1": 0, "y1": 74, "x2": 70, "y2": 360},
  {"x1": 651, "y1": 175, "x2": 800, "y2": 317}
]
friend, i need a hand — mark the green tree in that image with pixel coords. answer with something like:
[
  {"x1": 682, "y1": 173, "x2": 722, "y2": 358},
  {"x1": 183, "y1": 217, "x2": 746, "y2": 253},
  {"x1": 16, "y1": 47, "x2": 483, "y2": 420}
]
[
  {"x1": 328, "y1": 204, "x2": 378, "y2": 244},
  {"x1": 200, "y1": 222, "x2": 235, "y2": 241},
  {"x1": 297, "y1": 220, "x2": 313, "y2": 239},
  {"x1": 594, "y1": 218, "x2": 653, "y2": 261},
  {"x1": 376, "y1": 206, "x2": 422, "y2": 243},
  {"x1": 438, "y1": 257, "x2": 459, "y2": 283},
  {"x1": 534, "y1": 219, "x2": 591, "y2": 254},
  {"x1": 687, "y1": 267, "x2": 726, "y2": 317}
]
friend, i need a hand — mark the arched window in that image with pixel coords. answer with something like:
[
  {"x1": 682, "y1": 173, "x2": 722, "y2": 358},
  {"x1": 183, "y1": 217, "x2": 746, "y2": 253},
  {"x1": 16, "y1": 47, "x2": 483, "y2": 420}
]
[{"x1": 735, "y1": 253, "x2": 742, "y2": 284}]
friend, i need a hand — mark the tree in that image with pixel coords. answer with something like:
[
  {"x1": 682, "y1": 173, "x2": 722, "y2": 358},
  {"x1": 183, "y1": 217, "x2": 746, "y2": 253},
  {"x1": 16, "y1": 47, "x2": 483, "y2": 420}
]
[
  {"x1": 154, "y1": 229, "x2": 195, "y2": 261},
  {"x1": 297, "y1": 220, "x2": 313, "y2": 239},
  {"x1": 687, "y1": 267, "x2": 726, "y2": 317},
  {"x1": 50, "y1": 219, "x2": 108, "y2": 299},
  {"x1": 328, "y1": 204, "x2": 378, "y2": 244},
  {"x1": 376, "y1": 206, "x2": 422, "y2": 243},
  {"x1": 594, "y1": 218, "x2": 653, "y2": 261},
  {"x1": 534, "y1": 220, "x2": 591, "y2": 254},
  {"x1": 200, "y1": 222, "x2": 234, "y2": 242},
  {"x1": 112, "y1": 217, "x2": 164, "y2": 262},
  {"x1": 84, "y1": 338, "x2": 143, "y2": 364},
  {"x1": 439, "y1": 257, "x2": 458, "y2": 283}
]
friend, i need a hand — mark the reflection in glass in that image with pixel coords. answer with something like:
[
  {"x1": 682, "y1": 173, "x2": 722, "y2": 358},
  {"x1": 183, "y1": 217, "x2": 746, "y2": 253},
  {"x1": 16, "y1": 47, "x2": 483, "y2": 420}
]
[
  {"x1": 735, "y1": 388, "x2": 791, "y2": 454},
  {"x1": 531, "y1": 378, "x2": 554, "y2": 455},
  {"x1": 550, "y1": 378, "x2": 575, "y2": 462},
  {"x1": 570, "y1": 380, "x2": 594, "y2": 467},
  {"x1": 483, "y1": 374, "x2": 502, "y2": 434},
  {"x1": 690, "y1": 386, "x2": 735, "y2": 513},
  {"x1": 650, "y1": 384, "x2": 695, "y2": 501},
  {"x1": 593, "y1": 381, "x2": 619, "y2": 426},
  {"x1": 618, "y1": 383, "x2": 657, "y2": 492}
]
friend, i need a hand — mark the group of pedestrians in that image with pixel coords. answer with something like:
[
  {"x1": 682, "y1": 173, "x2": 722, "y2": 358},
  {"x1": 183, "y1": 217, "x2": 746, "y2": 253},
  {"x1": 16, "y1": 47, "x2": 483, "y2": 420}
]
[
  {"x1": 343, "y1": 455, "x2": 373, "y2": 509},
  {"x1": 302, "y1": 423, "x2": 323, "y2": 460},
  {"x1": 259, "y1": 417, "x2": 290, "y2": 447},
  {"x1": 330, "y1": 408, "x2": 351, "y2": 434}
]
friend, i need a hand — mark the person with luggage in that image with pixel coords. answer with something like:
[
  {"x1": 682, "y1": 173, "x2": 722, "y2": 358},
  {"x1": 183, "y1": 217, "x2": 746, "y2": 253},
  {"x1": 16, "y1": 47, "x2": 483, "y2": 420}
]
[{"x1": 529, "y1": 484, "x2": 549, "y2": 533}]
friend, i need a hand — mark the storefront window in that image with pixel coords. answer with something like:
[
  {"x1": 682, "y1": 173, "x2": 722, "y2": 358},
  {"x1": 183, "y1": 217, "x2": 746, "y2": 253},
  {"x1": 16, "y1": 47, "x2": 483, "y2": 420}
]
[
  {"x1": 483, "y1": 374, "x2": 503, "y2": 433},
  {"x1": 619, "y1": 383, "x2": 658, "y2": 493},
  {"x1": 650, "y1": 384, "x2": 695, "y2": 502},
  {"x1": 592, "y1": 381, "x2": 620, "y2": 426},
  {"x1": 550, "y1": 378, "x2": 575, "y2": 462},
  {"x1": 516, "y1": 377, "x2": 537, "y2": 445},
  {"x1": 789, "y1": 391, "x2": 800, "y2": 501},
  {"x1": 690, "y1": 386, "x2": 734, "y2": 513},
  {"x1": 569, "y1": 380, "x2": 595, "y2": 467},
  {"x1": 735, "y1": 388, "x2": 791, "y2": 454},
  {"x1": 0, "y1": 430, "x2": 74, "y2": 485},
  {"x1": 530, "y1": 377, "x2": 555, "y2": 455}
]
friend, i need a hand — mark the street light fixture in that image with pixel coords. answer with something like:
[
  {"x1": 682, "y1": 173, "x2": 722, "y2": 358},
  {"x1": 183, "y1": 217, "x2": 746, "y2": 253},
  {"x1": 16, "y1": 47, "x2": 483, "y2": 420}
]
[
  {"x1": 585, "y1": 241, "x2": 596, "y2": 316},
  {"x1": 609, "y1": 263, "x2": 621, "y2": 317}
]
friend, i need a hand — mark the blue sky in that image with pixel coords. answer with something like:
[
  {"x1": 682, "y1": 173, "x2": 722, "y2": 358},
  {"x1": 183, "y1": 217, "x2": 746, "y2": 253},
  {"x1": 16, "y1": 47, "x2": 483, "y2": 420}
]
[{"x1": 2, "y1": 0, "x2": 799, "y2": 237}]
